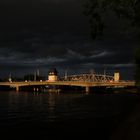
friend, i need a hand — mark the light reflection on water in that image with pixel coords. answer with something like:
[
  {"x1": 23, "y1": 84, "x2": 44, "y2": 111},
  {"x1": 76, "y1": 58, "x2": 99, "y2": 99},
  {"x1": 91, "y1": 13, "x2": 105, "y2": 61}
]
[
  {"x1": 0, "y1": 91, "x2": 139, "y2": 138},
  {"x1": 0, "y1": 91, "x2": 85, "y2": 125}
]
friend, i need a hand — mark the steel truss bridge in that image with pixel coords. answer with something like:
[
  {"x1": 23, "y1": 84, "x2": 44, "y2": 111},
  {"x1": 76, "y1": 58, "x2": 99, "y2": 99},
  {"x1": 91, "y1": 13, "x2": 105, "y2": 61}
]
[
  {"x1": 60, "y1": 73, "x2": 114, "y2": 82},
  {"x1": 0, "y1": 73, "x2": 135, "y2": 92}
]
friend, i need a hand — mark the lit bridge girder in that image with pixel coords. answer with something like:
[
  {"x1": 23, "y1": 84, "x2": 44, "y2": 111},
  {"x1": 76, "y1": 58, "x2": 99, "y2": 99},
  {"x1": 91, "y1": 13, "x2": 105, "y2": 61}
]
[
  {"x1": 0, "y1": 73, "x2": 135, "y2": 92},
  {"x1": 60, "y1": 74, "x2": 114, "y2": 82}
]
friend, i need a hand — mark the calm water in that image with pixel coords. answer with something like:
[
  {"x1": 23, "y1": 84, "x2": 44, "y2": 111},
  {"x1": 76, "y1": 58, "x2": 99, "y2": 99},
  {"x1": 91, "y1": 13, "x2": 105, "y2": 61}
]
[{"x1": 0, "y1": 91, "x2": 139, "y2": 139}]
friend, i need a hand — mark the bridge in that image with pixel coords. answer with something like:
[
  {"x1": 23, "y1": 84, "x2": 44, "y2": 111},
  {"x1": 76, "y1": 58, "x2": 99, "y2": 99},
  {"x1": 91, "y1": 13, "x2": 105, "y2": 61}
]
[{"x1": 0, "y1": 73, "x2": 135, "y2": 92}]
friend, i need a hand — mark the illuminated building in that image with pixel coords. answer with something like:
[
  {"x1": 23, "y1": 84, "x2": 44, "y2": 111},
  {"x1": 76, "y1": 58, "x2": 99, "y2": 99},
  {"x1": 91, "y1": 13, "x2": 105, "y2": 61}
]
[{"x1": 48, "y1": 68, "x2": 58, "y2": 82}]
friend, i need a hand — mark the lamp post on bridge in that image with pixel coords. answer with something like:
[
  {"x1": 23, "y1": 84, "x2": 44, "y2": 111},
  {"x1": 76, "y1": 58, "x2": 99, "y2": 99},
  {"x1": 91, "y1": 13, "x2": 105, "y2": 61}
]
[
  {"x1": 103, "y1": 65, "x2": 107, "y2": 82},
  {"x1": 90, "y1": 69, "x2": 95, "y2": 82},
  {"x1": 64, "y1": 70, "x2": 68, "y2": 81},
  {"x1": 9, "y1": 73, "x2": 12, "y2": 83},
  {"x1": 34, "y1": 71, "x2": 36, "y2": 81}
]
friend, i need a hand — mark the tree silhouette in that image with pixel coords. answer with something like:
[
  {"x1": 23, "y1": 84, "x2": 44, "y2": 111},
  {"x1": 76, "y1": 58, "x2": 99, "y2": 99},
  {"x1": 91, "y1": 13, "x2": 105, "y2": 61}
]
[{"x1": 84, "y1": 0, "x2": 140, "y2": 86}]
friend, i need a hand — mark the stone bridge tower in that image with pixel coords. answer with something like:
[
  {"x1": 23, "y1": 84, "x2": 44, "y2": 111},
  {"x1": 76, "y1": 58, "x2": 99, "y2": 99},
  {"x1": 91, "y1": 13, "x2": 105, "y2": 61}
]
[{"x1": 48, "y1": 68, "x2": 58, "y2": 82}]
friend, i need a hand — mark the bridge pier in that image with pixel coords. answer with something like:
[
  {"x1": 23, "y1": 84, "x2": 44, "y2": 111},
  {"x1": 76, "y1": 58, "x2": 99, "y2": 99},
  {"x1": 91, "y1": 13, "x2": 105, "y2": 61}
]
[
  {"x1": 16, "y1": 86, "x2": 19, "y2": 92},
  {"x1": 85, "y1": 86, "x2": 90, "y2": 93}
]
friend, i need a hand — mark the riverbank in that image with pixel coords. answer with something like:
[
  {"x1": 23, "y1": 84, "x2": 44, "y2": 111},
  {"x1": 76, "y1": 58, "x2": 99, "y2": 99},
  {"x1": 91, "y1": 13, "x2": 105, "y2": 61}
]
[{"x1": 111, "y1": 100, "x2": 140, "y2": 140}]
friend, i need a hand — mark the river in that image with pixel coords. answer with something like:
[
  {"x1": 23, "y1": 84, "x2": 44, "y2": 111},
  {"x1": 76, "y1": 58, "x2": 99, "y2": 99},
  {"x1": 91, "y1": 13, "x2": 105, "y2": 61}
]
[{"x1": 0, "y1": 91, "x2": 139, "y2": 139}]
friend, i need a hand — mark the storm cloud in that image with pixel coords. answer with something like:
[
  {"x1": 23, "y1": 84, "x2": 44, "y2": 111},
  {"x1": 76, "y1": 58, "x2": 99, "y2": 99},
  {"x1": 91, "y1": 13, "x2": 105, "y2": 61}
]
[{"x1": 0, "y1": 0, "x2": 139, "y2": 79}]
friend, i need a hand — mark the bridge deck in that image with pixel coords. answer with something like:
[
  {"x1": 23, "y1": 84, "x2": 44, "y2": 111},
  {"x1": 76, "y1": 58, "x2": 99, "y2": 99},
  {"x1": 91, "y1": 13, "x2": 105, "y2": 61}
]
[{"x1": 0, "y1": 81, "x2": 135, "y2": 87}]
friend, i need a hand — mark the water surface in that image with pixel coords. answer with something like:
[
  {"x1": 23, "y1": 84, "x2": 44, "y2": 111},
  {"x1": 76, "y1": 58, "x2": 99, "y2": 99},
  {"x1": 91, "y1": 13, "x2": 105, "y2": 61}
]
[{"x1": 0, "y1": 91, "x2": 139, "y2": 139}]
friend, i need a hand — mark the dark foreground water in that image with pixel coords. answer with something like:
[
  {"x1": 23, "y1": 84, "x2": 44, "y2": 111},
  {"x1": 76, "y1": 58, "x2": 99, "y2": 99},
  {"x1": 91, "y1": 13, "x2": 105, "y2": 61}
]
[{"x1": 0, "y1": 91, "x2": 140, "y2": 139}]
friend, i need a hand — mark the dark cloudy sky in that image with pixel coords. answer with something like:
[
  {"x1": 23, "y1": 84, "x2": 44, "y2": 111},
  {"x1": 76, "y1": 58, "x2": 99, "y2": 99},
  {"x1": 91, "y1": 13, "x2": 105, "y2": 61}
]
[{"x1": 0, "y1": 0, "x2": 139, "y2": 79}]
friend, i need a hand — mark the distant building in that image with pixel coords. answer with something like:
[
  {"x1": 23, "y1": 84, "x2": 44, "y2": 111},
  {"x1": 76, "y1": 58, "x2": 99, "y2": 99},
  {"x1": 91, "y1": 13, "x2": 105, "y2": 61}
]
[{"x1": 48, "y1": 68, "x2": 58, "y2": 82}]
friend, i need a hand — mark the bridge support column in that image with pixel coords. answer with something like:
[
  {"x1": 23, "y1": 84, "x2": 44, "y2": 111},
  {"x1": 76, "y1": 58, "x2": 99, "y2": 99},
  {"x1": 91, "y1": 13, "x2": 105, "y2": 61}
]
[
  {"x1": 85, "y1": 86, "x2": 90, "y2": 93},
  {"x1": 16, "y1": 86, "x2": 19, "y2": 92}
]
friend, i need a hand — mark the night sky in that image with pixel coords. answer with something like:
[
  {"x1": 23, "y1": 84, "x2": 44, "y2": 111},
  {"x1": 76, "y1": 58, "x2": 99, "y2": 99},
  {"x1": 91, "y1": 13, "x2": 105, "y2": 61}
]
[{"x1": 0, "y1": 0, "x2": 139, "y2": 80}]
